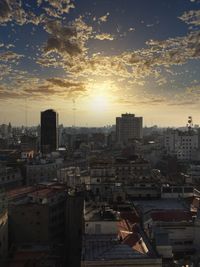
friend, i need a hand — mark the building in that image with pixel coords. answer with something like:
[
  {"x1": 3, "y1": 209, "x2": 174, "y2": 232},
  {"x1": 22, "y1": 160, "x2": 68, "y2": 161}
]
[
  {"x1": 144, "y1": 210, "x2": 195, "y2": 258},
  {"x1": 0, "y1": 190, "x2": 8, "y2": 261},
  {"x1": 188, "y1": 164, "x2": 200, "y2": 184},
  {"x1": 82, "y1": 203, "x2": 162, "y2": 267},
  {"x1": 57, "y1": 167, "x2": 81, "y2": 188},
  {"x1": 20, "y1": 134, "x2": 38, "y2": 152},
  {"x1": 7, "y1": 184, "x2": 84, "y2": 267},
  {"x1": 7, "y1": 244, "x2": 62, "y2": 267},
  {"x1": 9, "y1": 185, "x2": 67, "y2": 245},
  {"x1": 41, "y1": 109, "x2": 58, "y2": 153},
  {"x1": 164, "y1": 129, "x2": 199, "y2": 161},
  {"x1": 24, "y1": 158, "x2": 63, "y2": 185},
  {"x1": 116, "y1": 113, "x2": 143, "y2": 145},
  {"x1": 0, "y1": 164, "x2": 22, "y2": 190}
]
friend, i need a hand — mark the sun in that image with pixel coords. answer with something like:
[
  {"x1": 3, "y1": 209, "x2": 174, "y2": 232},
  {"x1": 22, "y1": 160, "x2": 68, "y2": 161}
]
[
  {"x1": 89, "y1": 81, "x2": 113, "y2": 112},
  {"x1": 92, "y1": 94, "x2": 108, "y2": 111}
]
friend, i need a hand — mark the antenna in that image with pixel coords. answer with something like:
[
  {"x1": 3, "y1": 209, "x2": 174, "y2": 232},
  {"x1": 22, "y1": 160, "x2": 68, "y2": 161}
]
[
  {"x1": 72, "y1": 99, "x2": 76, "y2": 128},
  {"x1": 25, "y1": 98, "x2": 28, "y2": 132},
  {"x1": 187, "y1": 116, "x2": 193, "y2": 132}
]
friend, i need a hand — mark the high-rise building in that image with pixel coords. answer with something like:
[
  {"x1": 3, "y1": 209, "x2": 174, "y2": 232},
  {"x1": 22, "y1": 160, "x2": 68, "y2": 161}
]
[
  {"x1": 41, "y1": 109, "x2": 58, "y2": 153},
  {"x1": 116, "y1": 113, "x2": 143, "y2": 145}
]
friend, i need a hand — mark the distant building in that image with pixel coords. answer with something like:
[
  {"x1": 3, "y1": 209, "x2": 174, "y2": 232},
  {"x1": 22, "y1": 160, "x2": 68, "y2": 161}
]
[
  {"x1": 24, "y1": 158, "x2": 63, "y2": 185},
  {"x1": 20, "y1": 134, "x2": 38, "y2": 152},
  {"x1": 0, "y1": 164, "x2": 22, "y2": 190},
  {"x1": 57, "y1": 167, "x2": 81, "y2": 188},
  {"x1": 164, "y1": 129, "x2": 199, "y2": 161},
  {"x1": 116, "y1": 113, "x2": 143, "y2": 145},
  {"x1": 41, "y1": 109, "x2": 58, "y2": 153}
]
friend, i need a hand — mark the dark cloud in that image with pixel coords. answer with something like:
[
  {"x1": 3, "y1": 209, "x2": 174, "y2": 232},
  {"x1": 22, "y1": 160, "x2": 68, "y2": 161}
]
[
  {"x1": 0, "y1": 0, "x2": 11, "y2": 23},
  {"x1": 44, "y1": 37, "x2": 82, "y2": 56},
  {"x1": 43, "y1": 18, "x2": 92, "y2": 58},
  {"x1": 47, "y1": 77, "x2": 85, "y2": 89}
]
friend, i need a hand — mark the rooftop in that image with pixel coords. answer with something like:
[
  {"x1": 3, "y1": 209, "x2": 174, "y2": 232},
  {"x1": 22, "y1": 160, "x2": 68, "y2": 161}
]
[
  {"x1": 85, "y1": 206, "x2": 118, "y2": 221},
  {"x1": 134, "y1": 198, "x2": 189, "y2": 214},
  {"x1": 82, "y1": 235, "x2": 149, "y2": 261},
  {"x1": 150, "y1": 210, "x2": 193, "y2": 222},
  {"x1": 7, "y1": 186, "x2": 35, "y2": 201}
]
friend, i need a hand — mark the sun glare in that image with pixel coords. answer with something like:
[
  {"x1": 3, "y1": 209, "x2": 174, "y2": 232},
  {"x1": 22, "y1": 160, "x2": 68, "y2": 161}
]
[
  {"x1": 89, "y1": 82, "x2": 113, "y2": 112},
  {"x1": 92, "y1": 94, "x2": 108, "y2": 111}
]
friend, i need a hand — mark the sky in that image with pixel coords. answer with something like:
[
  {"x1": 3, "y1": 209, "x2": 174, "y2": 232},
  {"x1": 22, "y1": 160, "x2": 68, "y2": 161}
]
[{"x1": 0, "y1": 0, "x2": 200, "y2": 127}]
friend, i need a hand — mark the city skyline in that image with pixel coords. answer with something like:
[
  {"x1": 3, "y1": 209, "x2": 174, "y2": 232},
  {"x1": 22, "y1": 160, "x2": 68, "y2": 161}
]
[{"x1": 1, "y1": 0, "x2": 200, "y2": 126}]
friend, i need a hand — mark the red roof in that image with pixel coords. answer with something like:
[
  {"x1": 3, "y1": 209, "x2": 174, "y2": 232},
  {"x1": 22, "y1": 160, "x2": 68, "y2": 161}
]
[
  {"x1": 118, "y1": 221, "x2": 149, "y2": 255},
  {"x1": 151, "y1": 210, "x2": 192, "y2": 222},
  {"x1": 29, "y1": 188, "x2": 63, "y2": 199},
  {"x1": 7, "y1": 187, "x2": 35, "y2": 200}
]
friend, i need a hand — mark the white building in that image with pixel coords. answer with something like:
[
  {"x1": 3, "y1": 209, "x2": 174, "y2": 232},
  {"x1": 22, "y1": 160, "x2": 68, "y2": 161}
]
[
  {"x1": 164, "y1": 129, "x2": 199, "y2": 161},
  {"x1": 25, "y1": 158, "x2": 63, "y2": 185},
  {"x1": 57, "y1": 167, "x2": 81, "y2": 188},
  {"x1": 144, "y1": 210, "x2": 195, "y2": 256},
  {"x1": 116, "y1": 113, "x2": 143, "y2": 145}
]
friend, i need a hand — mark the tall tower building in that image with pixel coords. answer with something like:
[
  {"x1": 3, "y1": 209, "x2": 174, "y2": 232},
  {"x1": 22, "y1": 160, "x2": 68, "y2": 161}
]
[
  {"x1": 41, "y1": 109, "x2": 58, "y2": 153},
  {"x1": 116, "y1": 113, "x2": 143, "y2": 145}
]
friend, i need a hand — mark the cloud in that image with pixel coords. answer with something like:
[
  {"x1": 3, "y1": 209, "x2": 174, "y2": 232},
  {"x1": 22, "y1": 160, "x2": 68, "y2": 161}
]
[
  {"x1": 43, "y1": 18, "x2": 92, "y2": 58},
  {"x1": 47, "y1": 77, "x2": 86, "y2": 91},
  {"x1": 44, "y1": 37, "x2": 82, "y2": 56},
  {"x1": 0, "y1": 85, "x2": 24, "y2": 99},
  {"x1": 168, "y1": 100, "x2": 196, "y2": 106},
  {"x1": 0, "y1": 0, "x2": 12, "y2": 24},
  {"x1": 0, "y1": 74, "x2": 87, "y2": 101},
  {"x1": 186, "y1": 84, "x2": 200, "y2": 94},
  {"x1": 0, "y1": 51, "x2": 23, "y2": 62},
  {"x1": 116, "y1": 96, "x2": 166, "y2": 106},
  {"x1": 0, "y1": 0, "x2": 27, "y2": 25},
  {"x1": 43, "y1": 0, "x2": 75, "y2": 17},
  {"x1": 179, "y1": 10, "x2": 200, "y2": 26},
  {"x1": 98, "y1": 12, "x2": 110, "y2": 23},
  {"x1": 0, "y1": 0, "x2": 74, "y2": 26},
  {"x1": 0, "y1": 64, "x2": 12, "y2": 80},
  {"x1": 2, "y1": 3, "x2": 200, "y2": 105},
  {"x1": 95, "y1": 33, "x2": 114, "y2": 40}
]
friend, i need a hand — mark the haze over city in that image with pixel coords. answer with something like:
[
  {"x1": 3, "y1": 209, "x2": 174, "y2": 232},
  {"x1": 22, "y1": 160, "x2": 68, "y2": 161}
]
[{"x1": 1, "y1": 0, "x2": 200, "y2": 126}]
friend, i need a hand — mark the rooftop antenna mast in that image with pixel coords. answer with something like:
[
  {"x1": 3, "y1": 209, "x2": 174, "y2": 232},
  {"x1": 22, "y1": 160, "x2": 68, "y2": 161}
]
[
  {"x1": 72, "y1": 99, "x2": 76, "y2": 128},
  {"x1": 187, "y1": 116, "x2": 193, "y2": 132},
  {"x1": 25, "y1": 98, "x2": 28, "y2": 133}
]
